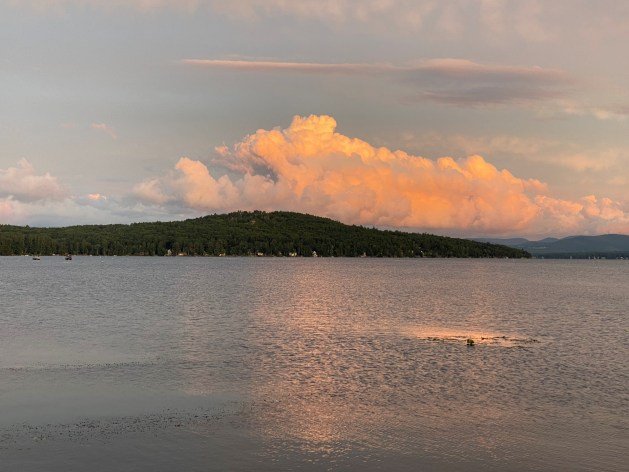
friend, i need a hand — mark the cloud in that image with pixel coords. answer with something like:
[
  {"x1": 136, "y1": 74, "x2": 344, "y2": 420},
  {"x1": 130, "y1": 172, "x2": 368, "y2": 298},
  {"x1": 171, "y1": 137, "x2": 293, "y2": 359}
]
[
  {"x1": 183, "y1": 58, "x2": 566, "y2": 80},
  {"x1": 393, "y1": 132, "x2": 627, "y2": 172},
  {"x1": 535, "y1": 195, "x2": 629, "y2": 235},
  {"x1": 0, "y1": 160, "x2": 88, "y2": 225},
  {"x1": 0, "y1": 161, "x2": 143, "y2": 226},
  {"x1": 182, "y1": 59, "x2": 393, "y2": 75},
  {"x1": 6, "y1": 1, "x2": 202, "y2": 13},
  {"x1": 0, "y1": 196, "x2": 128, "y2": 226},
  {"x1": 0, "y1": 187, "x2": 177, "y2": 227},
  {"x1": 3, "y1": 0, "x2": 440, "y2": 24},
  {"x1": 133, "y1": 178, "x2": 170, "y2": 205},
  {"x1": 91, "y1": 123, "x2": 117, "y2": 140},
  {"x1": 405, "y1": 59, "x2": 571, "y2": 106},
  {"x1": 12, "y1": 1, "x2": 628, "y2": 43},
  {"x1": 0, "y1": 199, "x2": 14, "y2": 220},
  {"x1": 558, "y1": 102, "x2": 629, "y2": 121},
  {"x1": 0, "y1": 159, "x2": 68, "y2": 202},
  {"x1": 1, "y1": 118, "x2": 626, "y2": 236},
  {"x1": 133, "y1": 115, "x2": 628, "y2": 236},
  {"x1": 184, "y1": 58, "x2": 572, "y2": 107}
]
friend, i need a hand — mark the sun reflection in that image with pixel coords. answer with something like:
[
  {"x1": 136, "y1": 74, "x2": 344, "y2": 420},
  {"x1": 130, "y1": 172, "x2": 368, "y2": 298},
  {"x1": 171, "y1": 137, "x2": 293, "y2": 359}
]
[
  {"x1": 404, "y1": 326, "x2": 541, "y2": 347},
  {"x1": 166, "y1": 259, "x2": 551, "y2": 465}
]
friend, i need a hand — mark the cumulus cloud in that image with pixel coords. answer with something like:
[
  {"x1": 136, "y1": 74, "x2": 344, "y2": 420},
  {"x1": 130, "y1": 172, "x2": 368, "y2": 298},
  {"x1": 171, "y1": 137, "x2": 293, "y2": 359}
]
[
  {"x1": 0, "y1": 196, "x2": 137, "y2": 227},
  {"x1": 0, "y1": 161, "x2": 151, "y2": 226},
  {"x1": 0, "y1": 188, "x2": 178, "y2": 227},
  {"x1": 133, "y1": 115, "x2": 629, "y2": 236},
  {"x1": 0, "y1": 159, "x2": 68, "y2": 202},
  {"x1": 184, "y1": 58, "x2": 571, "y2": 107},
  {"x1": 535, "y1": 195, "x2": 629, "y2": 235},
  {"x1": 0, "y1": 160, "x2": 79, "y2": 225}
]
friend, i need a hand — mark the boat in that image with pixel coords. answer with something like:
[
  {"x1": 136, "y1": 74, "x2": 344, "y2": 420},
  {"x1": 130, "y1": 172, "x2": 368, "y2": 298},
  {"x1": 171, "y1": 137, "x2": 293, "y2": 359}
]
[
  {"x1": 32, "y1": 256, "x2": 41, "y2": 261},
  {"x1": 65, "y1": 254, "x2": 73, "y2": 261}
]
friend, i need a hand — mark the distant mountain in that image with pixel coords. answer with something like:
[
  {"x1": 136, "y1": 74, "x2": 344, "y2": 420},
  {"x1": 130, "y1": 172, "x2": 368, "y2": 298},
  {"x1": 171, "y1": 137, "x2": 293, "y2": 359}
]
[
  {"x1": 0, "y1": 211, "x2": 530, "y2": 258},
  {"x1": 472, "y1": 234, "x2": 629, "y2": 258},
  {"x1": 536, "y1": 237, "x2": 561, "y2": 244},
  {"x1": 474, "y1": 237, "x2": 532, "y2": 247}
]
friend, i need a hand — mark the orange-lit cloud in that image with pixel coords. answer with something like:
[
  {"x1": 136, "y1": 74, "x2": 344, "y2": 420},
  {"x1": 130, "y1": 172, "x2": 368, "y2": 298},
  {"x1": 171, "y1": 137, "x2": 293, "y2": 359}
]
[{"x1": 134, "y1": 115, "x2": 628, "y2": 236}]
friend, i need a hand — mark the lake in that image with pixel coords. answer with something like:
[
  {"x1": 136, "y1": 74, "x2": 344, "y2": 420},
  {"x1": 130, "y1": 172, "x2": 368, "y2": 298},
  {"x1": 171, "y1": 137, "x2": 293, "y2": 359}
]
[{"x1": 0, "y1": 257, "x2": 627, "y2": 471}]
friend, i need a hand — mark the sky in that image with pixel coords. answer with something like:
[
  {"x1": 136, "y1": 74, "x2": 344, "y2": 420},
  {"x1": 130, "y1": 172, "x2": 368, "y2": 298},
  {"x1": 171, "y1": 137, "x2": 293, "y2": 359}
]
[{"x1": 1, "y1": 0, "x2": 628, "y2": 238}]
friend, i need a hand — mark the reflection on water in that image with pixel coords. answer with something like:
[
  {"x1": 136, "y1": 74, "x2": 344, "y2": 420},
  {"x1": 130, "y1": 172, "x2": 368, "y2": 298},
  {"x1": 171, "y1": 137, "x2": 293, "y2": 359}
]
[
  {"x1": 0, "y1": 257, "x2": 627, "y2": 471},
  {"x1": 406, "y1": 327, "x2": 541, "y2": 347}
]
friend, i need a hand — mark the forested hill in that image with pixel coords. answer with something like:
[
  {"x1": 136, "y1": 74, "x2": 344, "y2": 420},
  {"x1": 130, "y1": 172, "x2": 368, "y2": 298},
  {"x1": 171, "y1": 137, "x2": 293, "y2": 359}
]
[{"x1": 0, "y1": 211, "x2": 530, "y2": 258}]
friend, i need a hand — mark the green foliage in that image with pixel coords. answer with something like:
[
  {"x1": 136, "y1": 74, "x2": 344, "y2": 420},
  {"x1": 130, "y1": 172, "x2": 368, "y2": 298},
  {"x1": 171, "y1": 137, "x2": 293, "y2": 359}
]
[{"x1": 0, "y1": 211, "x2": 531, "y2": 258}]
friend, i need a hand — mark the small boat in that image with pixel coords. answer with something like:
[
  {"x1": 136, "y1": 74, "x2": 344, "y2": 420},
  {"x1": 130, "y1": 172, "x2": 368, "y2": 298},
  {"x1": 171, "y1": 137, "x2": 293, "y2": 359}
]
[
  {"x1": 32, "y1": 256, "x2": 41, "y2": 261},
  {"x1": 65, "y1": 254, "x2": 73, "y2": 261}
]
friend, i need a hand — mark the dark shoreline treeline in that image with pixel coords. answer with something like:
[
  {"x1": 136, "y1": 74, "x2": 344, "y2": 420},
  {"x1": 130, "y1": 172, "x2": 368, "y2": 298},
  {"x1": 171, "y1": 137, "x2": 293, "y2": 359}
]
[{"x1": 0, "y1": 211, "x2": 530, "y2": 258}]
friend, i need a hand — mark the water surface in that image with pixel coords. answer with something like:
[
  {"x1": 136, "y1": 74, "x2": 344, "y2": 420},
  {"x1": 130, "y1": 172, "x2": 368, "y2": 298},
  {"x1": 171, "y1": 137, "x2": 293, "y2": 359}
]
[{"x1": 1, "y1": 257, "x2": 627, "y2": 471}]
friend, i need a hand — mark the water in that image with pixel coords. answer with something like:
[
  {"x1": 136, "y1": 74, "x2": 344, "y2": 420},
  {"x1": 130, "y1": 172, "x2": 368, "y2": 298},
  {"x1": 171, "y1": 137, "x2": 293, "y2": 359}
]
[{"x1": 0, "y1": 257, "x2": 627, "y2": 471}]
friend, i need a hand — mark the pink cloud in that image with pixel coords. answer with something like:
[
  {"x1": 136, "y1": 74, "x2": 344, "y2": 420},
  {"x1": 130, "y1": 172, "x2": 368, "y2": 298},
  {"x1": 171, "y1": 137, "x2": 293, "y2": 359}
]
[
  {"x1": 0, "y1": 159, "x2": 68, "y2": 202},
  {"x1": 182, "y1": 59, "x2": 396, "y2": 74},
  {"x1": 133, "y1": 178, "x2": 170, "y2": 205},
  {"x1": 0, "y1": 199, "x2": 15, "y2": 220}
]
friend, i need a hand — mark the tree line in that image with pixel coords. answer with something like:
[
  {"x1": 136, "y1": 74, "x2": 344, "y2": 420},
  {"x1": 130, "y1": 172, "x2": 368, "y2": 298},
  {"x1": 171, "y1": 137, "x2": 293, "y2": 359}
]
[{"x1": 0, "y1": 211, "x2": 531, "y2": 258}]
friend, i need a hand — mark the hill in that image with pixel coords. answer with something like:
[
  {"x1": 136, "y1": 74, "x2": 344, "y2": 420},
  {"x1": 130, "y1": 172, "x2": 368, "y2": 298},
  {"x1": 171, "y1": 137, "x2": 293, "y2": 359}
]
[
  {"x1": 0, "y1": 211, "x2": 529, "y2": 258},
  {"x1": 473, "y1": 234, "x2": 629, "y2": 258}
]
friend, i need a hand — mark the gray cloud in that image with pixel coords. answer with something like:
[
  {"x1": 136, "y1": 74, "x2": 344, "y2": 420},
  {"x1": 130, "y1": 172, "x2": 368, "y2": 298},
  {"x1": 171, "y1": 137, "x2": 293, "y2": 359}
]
[
  {"x1": 403, "y1": 59, "x2": 572, "y2": 106},
  {"x1": 13, "y1": 1, "x2": 629, "y2": 43},
  {"x1": 184, "y1": 58, "x2": 573, "y2": 107}
]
